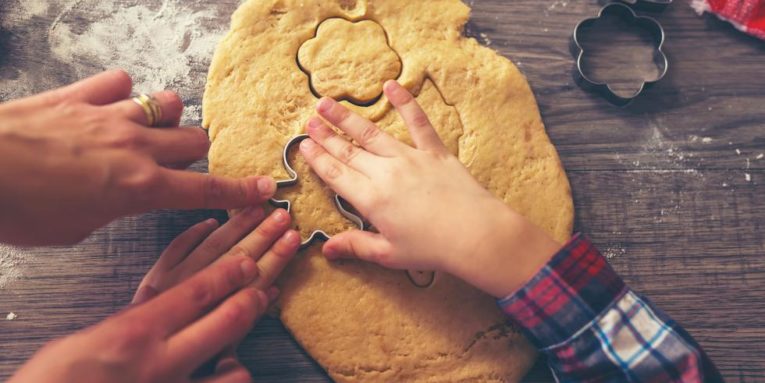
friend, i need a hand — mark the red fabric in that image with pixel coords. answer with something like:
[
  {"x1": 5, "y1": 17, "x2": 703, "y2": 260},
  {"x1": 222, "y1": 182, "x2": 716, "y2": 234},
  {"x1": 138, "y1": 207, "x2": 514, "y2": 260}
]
[{"x1": 694, "y1": 0, "x2": 765, "y2": 40}]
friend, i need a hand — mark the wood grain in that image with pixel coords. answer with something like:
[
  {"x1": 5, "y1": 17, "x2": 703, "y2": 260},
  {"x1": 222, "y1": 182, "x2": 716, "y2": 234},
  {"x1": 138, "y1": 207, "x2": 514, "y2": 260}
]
[{"x1": 1, "y1": 1, "x2": 764, "y2": 382}]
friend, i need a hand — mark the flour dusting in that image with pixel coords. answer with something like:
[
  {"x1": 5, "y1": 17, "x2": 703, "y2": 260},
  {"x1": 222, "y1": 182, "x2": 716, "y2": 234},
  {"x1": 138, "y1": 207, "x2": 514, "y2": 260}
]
[
  {"x1": 602, "y1": 245, "x2": 626, "y2": 260},
  {"x1": 6, "y1": 312, "x2": 18, "y2": 321},
  {"x1": 0, "y1": 245, "x2": 28, "y2": 289},
  {"x1": 1, "y1": 0, "x2": 228, "y2": 124},
  {"x1": 46, "y1": 0, "x2": 227, "y2": 123}
]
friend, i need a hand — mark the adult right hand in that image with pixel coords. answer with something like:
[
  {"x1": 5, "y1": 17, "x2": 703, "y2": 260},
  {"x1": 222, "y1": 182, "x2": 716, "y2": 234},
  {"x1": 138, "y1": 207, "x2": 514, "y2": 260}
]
[{"x1": 0, "y1": 70, "x2": 276, "y2": 246}]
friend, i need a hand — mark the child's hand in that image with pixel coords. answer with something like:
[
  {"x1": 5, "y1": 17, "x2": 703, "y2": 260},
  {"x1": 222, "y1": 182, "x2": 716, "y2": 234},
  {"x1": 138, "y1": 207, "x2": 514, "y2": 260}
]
[
  {"x1": 10, "y1": 209, "x2": 300, "y2": 383},
  {"x1": 301, "y1": 81, "x2": 561, "y2": 298}
]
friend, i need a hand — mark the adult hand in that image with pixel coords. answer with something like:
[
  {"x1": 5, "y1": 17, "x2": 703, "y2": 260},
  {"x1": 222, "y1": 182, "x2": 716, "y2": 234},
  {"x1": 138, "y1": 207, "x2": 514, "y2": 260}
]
[
  {"x1": 9, "y1": 207, "x2": 300, "y2": 383},
  {"x1": 0, "y1": 70, "x2": 276, "y2": 246},
  {"x1": 300, "y1": 81, "x2": 561, "y2": 298}
]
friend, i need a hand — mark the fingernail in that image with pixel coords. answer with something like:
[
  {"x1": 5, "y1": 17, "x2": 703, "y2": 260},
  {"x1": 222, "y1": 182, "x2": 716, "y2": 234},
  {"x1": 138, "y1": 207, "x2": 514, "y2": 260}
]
[
  {"x1": 307, "y1": 117, "x2": 323, "y2": 131},
  {"x1": 206, "y1": 218, "x2": 219, "y2": 227},
  {"x1": 255, "y1": 289, "x2": 270, "y2": 309},
  {"x1": 240, "y1": 258, "x2": 258, "y2": 282},
  {"x1": 300, "y1": 139, "x2": 316, "y2": 151},
  {"x1": 284, "y1": 230, "x2": 300, "y2": 246},
  {"x1": 257, "y1": 177, "x2": 276, "y2": 195},
  {"x1": 266, "y1": 286, "x2": 280, "y2": 302},
  {"x1": 272, "y1": 209, "x2": 288, "y2": 223},
  {"x1": 317, "y1": 97, "x2": 335, "y2": 113},
  {"x1": 384, "y1": 80, "x2": 399, "y2": 92}
]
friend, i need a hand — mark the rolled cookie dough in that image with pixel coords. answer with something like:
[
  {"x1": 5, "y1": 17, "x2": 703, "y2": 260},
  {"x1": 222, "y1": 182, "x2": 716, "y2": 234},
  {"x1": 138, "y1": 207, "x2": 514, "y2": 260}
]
[{"x1": 203, "y1": 1, "x2": 574, "y2": 382}]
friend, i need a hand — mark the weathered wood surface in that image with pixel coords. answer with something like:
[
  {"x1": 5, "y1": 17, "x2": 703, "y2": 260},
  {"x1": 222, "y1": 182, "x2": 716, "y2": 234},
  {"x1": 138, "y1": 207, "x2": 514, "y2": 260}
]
[{"x1": 1, "y1": 1, "x2": 764, "y2": 382}]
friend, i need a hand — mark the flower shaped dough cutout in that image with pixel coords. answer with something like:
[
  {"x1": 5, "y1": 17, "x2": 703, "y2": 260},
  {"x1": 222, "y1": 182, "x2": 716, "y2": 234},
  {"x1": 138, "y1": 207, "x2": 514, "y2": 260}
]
[
  {"x1": 572, "y1": 3, "x2": 668, "y2": 106},
  {"x1": 298, "y1": 18, "x2": 402, "y2": 105}
]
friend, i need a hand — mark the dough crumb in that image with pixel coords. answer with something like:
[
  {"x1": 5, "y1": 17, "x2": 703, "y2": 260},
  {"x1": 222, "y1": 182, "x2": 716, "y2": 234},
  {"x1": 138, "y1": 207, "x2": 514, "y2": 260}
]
[
  {"x1": 745, "y1": 173, "x2": 751, "y2": 182},
  {"x1": 701, "y1": 137, "x2": 713, "y2": 144},
  {"x1": 6, "y1": 312, "x2": 17, "y2": 320},
  {"x1": 756, "y1": 153, "x2": 764, "y2": 160}
]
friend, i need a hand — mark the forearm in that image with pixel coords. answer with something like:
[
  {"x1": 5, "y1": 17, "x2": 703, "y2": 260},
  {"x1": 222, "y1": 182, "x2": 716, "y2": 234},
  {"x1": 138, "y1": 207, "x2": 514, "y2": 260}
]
[
  {"x1": 499, "y1": 234, "x2": 723, "y2": 382},
  {"x1": 444, "y1": 202, "x2": 562, "y2": 298}
]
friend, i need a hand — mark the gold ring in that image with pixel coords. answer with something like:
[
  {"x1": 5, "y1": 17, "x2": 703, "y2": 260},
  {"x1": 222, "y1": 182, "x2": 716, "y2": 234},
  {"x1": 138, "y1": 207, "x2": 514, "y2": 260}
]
[{"x1": 132, "y1": 94, "x2": 163, "y2": 127}]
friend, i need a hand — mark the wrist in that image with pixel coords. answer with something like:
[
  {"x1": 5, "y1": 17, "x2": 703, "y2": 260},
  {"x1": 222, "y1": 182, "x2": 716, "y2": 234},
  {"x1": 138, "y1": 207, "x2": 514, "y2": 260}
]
[{"x1": 444, "y1": 201, "x2": 562, "y2": 298}]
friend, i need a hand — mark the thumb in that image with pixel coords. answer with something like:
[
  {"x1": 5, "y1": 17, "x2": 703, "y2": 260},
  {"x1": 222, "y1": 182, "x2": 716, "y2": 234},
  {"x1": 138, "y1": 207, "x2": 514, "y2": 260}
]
[{"x1": 323, "y1": 230, "x2": 397, "y2": 268}]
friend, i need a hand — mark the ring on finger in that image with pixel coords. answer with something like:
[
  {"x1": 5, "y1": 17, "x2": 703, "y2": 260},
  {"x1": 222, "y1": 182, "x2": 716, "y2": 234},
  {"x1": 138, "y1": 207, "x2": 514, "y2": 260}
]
[{"x1": 132, "y1": 94, "x2": 163, "y2": 127}]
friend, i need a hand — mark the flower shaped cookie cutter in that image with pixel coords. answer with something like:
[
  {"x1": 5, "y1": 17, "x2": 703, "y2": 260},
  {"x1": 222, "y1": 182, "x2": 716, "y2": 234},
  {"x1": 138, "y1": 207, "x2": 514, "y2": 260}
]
[
  {"x1": 617, "y1": 0, "x2": 673, "y2": 12},
  {"x1": 269, "y1": 134, "x2": 367, "y2": 249},
  {"x1": 572, "y1": 2, "x2": 669, "y2": 106}
]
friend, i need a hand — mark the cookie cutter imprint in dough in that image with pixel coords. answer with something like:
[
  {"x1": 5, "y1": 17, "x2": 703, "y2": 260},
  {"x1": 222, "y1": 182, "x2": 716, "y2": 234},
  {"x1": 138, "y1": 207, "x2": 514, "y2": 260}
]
[
  {"x1": 282, "y1": 17, "x2": 451, "y2": 288},
  {"x1": 269, "y1": 134, "x2": 367, "y2": 249},
  {"x1": 272, "y1": 135, "x2": 438, "y2": 289},
  {"x1": 297, "y1": 18, "x2": 404, "y2": 107}
]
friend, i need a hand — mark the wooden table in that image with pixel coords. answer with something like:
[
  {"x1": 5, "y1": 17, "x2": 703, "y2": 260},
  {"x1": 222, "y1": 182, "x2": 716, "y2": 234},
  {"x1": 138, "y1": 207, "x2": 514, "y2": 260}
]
[{"x1": 1, "y1": 1, "x2": 763, "y2": 381}]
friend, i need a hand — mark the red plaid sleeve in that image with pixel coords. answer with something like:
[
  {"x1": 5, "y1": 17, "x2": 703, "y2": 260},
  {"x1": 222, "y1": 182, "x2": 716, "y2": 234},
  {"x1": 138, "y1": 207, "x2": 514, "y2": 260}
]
[{"x1": 499, "y1": 234, "x2": 723, "y2": 382}]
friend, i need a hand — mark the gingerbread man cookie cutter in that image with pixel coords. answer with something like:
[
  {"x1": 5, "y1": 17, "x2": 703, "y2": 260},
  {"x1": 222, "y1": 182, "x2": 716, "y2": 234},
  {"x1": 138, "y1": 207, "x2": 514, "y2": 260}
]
[
  {"x1": 269, "y1": 134, "x2": 367, "y2": 249},
  {"x1": 271, "y1": 134, "x2": 437, "y2": 288}
]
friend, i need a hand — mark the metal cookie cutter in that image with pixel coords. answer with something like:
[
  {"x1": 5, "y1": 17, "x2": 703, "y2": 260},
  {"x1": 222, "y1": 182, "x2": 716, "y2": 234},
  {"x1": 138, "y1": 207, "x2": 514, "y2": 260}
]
[
  {"x1": 617, "y1": 0, "x2": 672, "y2": 12},
  {"x1": 270, "y1": 134, "x2": 438, "y2": 289},
  {"x1": 572, "y1": 2, "x2": 669, "y2": 106},
  {"x1": 269, "y1": 134, "x2": 367, "y2": 249}
]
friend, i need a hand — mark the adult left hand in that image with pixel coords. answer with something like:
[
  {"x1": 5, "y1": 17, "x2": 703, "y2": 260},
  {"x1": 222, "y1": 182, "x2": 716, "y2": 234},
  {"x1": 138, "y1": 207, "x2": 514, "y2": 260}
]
[{"x1": 9, "y1": 207, "x2": 300, "y2": 383}]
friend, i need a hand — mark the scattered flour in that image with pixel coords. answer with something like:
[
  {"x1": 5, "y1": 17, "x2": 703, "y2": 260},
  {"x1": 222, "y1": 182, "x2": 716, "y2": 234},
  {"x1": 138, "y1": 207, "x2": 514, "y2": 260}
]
[
  {"x1": 6, "y1": 312, "x2": 18, "y2": 321},
  {"x1": 2, "y1": 0, "x2": 228, "y2": 124},
  {"x1": 688, "y1": 135, "x2": 713, "y2": 144},
  {"x1": 478, "y1": 32, "x2": 492, "y2": 46},
  {"x1": 0, "y1": 245, "x2": 28, "y2": 289},
  {"x1": 602, "y1": 245, "x2": 626, "y2": 260},
  {"x1": 757, "y1": 154, "x2": 764, "y2": 160},
  {"x1": 627, "y1": 122, "x2": 702, "y2": 176},
  {"x1": 745, "y1": 173, "x2": 752, "y2": 182},
  {"x1": 1, "y1": 0, "x2": 51, "y2": 23},
  {"x1": 547, "y1": 1, "x2": 570, "y2": 11}
]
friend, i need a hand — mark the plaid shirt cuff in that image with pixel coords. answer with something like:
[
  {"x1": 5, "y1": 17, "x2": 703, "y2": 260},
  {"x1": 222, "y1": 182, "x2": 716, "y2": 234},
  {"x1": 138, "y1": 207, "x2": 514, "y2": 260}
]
[{"x1": 498, "y1": 233, "x2": 627, "y2": 349}]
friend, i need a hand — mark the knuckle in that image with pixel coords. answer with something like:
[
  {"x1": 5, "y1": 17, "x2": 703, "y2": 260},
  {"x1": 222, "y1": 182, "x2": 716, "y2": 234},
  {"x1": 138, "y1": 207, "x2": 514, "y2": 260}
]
[
  {"x1": 110, "y1": 128, "x2": 143, "y2": 149},
  {"x1": 370, "y1": 248, "x2": 393, "y2": 266},
  {"x1": 335, "y1": 106, "x2": 352, "y2": 123},
  {"x1": 227, "y1": 245, "x2": 251, "y2": 259},
  {"x1": 123, "y1": 163, "x2": 160, "y2": 195},
  {"x1": 108, "y1": 321, "x2": 153, "y2": 357},
  {"x1": 55, "y1": 100, "x2": 84, "y2": 119},
  {"x1": 254, "y1": 220, "x2": 280, "y2": 239},
  {"x1": 322, "y1": 161, "x2": 344, "y2": 181},
  {"x1": 189, "y1": 279, "x2": 214, "y2": 308},
  {"x1": 359, "y1": 124, "x2": 381, "y2": 146},
  {"x1": 202, "y1": 177, "x2": 228, "y2": 207},
  {"x1": 223, "y1": 291, "x2": 259, "y2": 327},
  {"x1": 337, "y1": 142, "x2": 360, "y2": 164},
  {"x1": 411, "y1": 111, "x2": 431, "y2": 128},
  {"x1": 223, "y1": 256, "x2": 256, "y2": 288}
]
